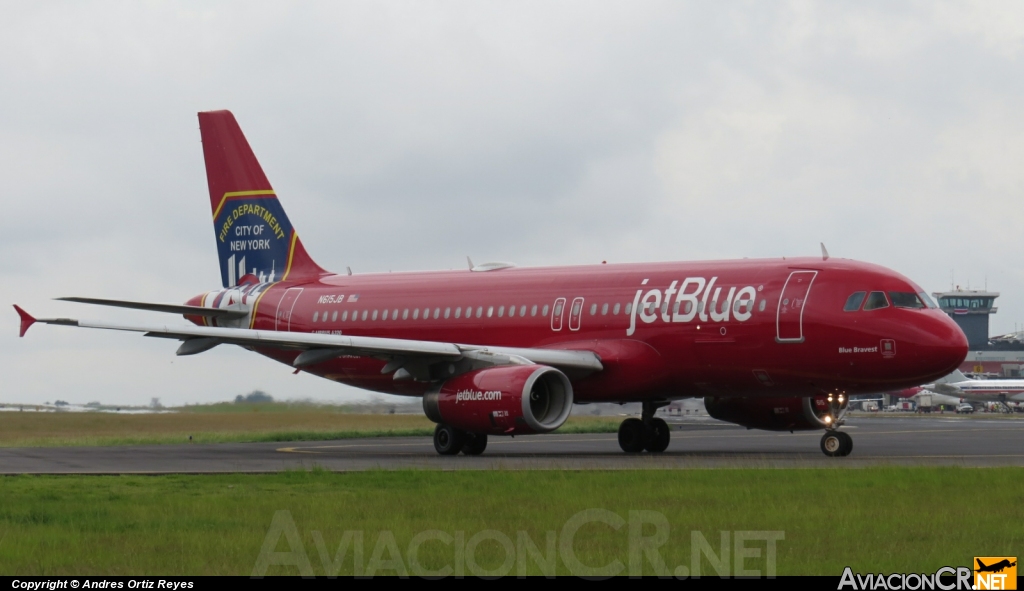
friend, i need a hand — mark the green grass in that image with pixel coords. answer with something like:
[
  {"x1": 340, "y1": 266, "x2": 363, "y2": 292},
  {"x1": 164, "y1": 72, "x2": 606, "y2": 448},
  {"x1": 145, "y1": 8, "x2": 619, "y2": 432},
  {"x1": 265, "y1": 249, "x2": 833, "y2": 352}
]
[
  {"x1": 0, "y1": 408, "x2": 619, "y2": 447},
  {"x1": 0, "y1": 468, "x2": 1020, "y2": 576}
]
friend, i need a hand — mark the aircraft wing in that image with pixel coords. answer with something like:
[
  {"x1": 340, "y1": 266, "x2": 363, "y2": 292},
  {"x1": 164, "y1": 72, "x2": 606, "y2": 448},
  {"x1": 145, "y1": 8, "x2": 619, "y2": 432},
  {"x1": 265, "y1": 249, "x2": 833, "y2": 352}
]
[{"x1": 13, "y1": 306, "x2": 603, "y2": 378}]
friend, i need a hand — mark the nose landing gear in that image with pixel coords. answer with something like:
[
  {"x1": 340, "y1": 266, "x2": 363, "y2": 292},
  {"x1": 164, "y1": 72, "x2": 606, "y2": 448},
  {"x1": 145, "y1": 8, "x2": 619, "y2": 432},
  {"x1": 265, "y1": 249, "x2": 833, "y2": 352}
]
[
  {"x1": 820, "y1": 392, "x2": 852, "y2": 457},
  {"x1": 617, "y1": 401, "x2": 671, "y2": 453}
]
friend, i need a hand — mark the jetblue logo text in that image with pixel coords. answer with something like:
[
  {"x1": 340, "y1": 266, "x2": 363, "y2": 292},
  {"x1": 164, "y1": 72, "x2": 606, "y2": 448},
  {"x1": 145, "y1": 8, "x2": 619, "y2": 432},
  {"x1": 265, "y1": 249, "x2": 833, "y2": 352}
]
[
  {"x1": 455, "y1": 390, "x2": 502, "y2": 402},
  {"x1": 627, "y1": 277, "x2": 758, "y2": 336}
]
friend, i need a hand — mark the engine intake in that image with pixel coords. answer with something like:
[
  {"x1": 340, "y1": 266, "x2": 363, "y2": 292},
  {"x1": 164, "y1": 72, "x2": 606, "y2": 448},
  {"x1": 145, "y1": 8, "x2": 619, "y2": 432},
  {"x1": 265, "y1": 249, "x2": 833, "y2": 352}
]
[
  {"x1": 703, "y1": 395, "x2": 845, "y2": 431},
  {"x1": 423, "y1": 365, "x2": 573, "y2": 435}
]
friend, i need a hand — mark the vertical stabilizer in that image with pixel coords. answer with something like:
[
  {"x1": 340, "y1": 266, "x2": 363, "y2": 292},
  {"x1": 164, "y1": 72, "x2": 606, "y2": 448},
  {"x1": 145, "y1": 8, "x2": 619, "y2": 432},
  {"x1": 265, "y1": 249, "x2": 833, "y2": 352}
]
[{"x1": 198, "y1": 110, "x2": 325, "y2": 287}]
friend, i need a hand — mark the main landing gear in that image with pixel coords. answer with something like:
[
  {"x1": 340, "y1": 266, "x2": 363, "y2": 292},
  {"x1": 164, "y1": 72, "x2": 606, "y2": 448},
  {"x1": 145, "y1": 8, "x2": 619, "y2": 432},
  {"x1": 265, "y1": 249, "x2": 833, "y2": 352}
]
[
  {"x1": 433, "y1": 424, "x2": 488, "y2": 456},
  {"x1": 617, "y1": 401, "x2": 671, "y2": 453}
]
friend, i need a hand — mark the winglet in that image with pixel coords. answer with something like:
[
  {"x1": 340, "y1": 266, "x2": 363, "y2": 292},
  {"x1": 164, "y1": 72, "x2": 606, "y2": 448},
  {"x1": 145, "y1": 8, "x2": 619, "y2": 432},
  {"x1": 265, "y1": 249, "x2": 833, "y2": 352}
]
[
  {"x1": 13, "y1": 305, "x2": 36, "y2": 337},
  {"x1": 820, "y1": 242, "x2": 830, "y2": 261}
]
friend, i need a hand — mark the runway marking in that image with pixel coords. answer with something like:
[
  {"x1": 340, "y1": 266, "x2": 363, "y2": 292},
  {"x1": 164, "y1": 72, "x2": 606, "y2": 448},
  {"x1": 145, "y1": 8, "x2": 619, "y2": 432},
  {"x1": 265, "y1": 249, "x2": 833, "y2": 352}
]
[
  {"x1": 277, "y1": 426, "x2": 1024, "y2": 454},
  {"x1": 277, "y1": 436, "x2": 617, "y2": 454}
]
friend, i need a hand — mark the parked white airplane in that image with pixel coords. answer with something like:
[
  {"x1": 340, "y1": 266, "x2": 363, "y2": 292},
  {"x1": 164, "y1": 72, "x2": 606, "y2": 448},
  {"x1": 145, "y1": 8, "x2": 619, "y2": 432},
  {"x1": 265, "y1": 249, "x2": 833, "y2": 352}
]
[{"x1": 925, "y1": 370, "x2": 1024, "y2": 404}]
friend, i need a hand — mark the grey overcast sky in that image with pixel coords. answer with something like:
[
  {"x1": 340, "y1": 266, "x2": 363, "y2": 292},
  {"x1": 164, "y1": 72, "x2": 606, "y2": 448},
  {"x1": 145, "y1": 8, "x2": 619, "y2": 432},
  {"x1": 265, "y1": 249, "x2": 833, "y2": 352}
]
[{"x1": 3, "y1": 2, "x2": 1023, "y2": 406}]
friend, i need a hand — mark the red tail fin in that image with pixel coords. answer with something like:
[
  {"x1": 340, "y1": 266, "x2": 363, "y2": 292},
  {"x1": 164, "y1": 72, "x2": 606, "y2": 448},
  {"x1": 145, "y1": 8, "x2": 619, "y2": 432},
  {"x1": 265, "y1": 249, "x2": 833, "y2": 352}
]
[{"x1": 198, "y1": 110, "x2": 325, "y2": 286}]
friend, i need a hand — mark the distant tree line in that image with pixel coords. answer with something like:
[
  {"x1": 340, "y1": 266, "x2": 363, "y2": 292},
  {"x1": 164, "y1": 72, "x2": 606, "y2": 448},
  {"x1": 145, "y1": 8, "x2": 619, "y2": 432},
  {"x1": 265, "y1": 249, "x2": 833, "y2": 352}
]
[{"x1": 235, "y1": 390, "x2": 273, "y2": 404}]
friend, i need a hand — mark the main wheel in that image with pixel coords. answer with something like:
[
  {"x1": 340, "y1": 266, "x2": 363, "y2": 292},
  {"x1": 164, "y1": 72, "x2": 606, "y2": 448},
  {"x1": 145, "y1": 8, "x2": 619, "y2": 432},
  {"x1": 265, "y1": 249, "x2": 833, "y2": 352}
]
[
  {"x1": 820, "y1": 432, "x2": 843, "y2": 457},
  {"x1": 433, "y1": 424, "x2": 466, "y2": 455},
  {"x1": 618, "y1": 418, "x2": 646, "y2": 453},
  {"x1": 836, "y1": 431, "x2": 853, "y2": 457},
  {"x1": 644, "y1": 418, "x2": 671, "y2": 453},
  {"x1": 462, "y1": 433, "x2": 488, "y2": 455}
]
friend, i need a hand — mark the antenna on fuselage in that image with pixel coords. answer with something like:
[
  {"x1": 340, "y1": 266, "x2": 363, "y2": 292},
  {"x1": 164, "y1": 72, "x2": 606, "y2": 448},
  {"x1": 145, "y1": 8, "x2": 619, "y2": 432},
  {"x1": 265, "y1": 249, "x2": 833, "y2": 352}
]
[
  {"x1": 820, "y1": 243, "x2": 830, "y2": 261},
  {"x1": 346, "y1": 266, "x2": 352, "y2": 276}
]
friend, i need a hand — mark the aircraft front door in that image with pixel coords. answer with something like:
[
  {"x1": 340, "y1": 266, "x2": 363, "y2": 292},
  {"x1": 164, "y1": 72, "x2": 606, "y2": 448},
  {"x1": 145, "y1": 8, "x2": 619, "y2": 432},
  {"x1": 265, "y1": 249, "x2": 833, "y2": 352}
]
[
  {"x1": 276, "y1": 287, "x2": 303, "y2": 331},
  {"x1": 776, "y1": 271, "x2": 817, "y2": 343}
]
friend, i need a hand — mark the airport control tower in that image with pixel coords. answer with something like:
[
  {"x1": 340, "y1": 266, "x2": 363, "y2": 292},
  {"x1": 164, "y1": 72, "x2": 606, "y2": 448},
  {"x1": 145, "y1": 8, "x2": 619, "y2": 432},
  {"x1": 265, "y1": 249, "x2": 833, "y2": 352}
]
[{"x1": 932, "y1": 289, "x2": 999, "y2": 349}]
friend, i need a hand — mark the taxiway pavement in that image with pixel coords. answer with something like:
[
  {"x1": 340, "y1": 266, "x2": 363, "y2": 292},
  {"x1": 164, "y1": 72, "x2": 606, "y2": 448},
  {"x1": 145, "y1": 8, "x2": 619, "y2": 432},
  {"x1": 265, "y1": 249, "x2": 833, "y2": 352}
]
[{"x1": 2, "y1": 416, "x2": 1022, "y2": 474}]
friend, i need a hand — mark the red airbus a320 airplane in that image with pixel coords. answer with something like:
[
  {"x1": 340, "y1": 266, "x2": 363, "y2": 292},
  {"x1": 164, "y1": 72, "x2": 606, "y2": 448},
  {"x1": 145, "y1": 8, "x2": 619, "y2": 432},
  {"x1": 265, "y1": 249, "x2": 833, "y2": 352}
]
[{"x1": 14, "y1": 111, "x2": 968, "y2": 457}]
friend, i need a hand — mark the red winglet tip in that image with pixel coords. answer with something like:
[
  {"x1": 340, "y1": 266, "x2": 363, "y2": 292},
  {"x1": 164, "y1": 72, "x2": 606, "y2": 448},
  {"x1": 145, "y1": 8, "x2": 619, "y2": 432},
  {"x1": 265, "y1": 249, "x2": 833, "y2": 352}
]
[{"x1": 13, "y1": 305, "x2": 35, "y2": 337}]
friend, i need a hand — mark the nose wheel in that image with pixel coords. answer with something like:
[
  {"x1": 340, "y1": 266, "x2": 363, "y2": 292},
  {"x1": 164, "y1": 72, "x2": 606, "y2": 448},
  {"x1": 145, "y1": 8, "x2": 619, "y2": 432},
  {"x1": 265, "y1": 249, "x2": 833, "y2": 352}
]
[{"x1": 820, "y1": 430, "x2": 852, "y2": 457}]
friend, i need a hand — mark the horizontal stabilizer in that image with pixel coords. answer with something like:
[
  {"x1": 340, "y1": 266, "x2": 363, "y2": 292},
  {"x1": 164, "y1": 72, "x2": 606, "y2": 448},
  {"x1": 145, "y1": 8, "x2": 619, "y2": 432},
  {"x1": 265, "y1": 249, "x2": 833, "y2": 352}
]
[{"x1": 57, "y1": 297, "x2": 247, "y2": 319}]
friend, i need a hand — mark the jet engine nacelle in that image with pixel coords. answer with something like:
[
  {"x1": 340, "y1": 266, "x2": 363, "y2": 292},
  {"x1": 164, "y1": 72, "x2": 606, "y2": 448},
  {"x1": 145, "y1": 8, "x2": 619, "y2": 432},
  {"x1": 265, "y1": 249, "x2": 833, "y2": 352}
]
[
  {"x1": 423, "y1": 365, "x2": 573, "y2": 435},
  {"x1": 703, "y1": 394, "x2": 845, "y2": 431}
]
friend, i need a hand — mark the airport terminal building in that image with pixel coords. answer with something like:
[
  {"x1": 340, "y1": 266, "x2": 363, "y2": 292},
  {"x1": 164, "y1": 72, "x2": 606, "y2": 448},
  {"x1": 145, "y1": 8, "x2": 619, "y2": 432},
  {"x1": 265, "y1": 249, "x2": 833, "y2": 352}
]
[{"x1": 932, "y1": 289, "x2": 1024, "y2": 377}]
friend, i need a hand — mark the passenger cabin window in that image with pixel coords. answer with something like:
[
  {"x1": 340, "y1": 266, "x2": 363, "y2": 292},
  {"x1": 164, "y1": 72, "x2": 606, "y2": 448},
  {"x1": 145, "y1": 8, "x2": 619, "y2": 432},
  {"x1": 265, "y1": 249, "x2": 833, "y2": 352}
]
[
  {"x1": 455, "y1": 307, "x2": 461, "y2": 318},
  {"x1": 520, "y1": 305, "x2": 527, "y2": 316},
  {"x1": 889, "y1": 292, "x2": 926, "y2": 309},
  {"x1": 844, "y1": 292, "x2": 866, "y2": 312},
  {"x1": 332, "y1": 311, "x2": 338, "y2": 322},
  {"x1": 542, "y1": 305, "x2": 549, "y2": 316},
  {"x1": 531, "y1": 305, "x2": 538, "y2": 317},
  {"x1": 863, "y1": 291, "x2": 889, "y2": 311},
  {"x1": 313, "y1": 311, "x2": 319, "y2": 322},
  {"x1": 613, "y1": 303, "x2": 620, "y2": 315}
]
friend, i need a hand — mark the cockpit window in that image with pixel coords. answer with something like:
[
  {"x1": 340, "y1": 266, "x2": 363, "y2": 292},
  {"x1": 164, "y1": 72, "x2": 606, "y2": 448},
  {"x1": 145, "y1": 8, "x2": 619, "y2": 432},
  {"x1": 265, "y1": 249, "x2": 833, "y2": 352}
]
[
  {"x1": 917, "y1": 292, "x2": 937, "y2": 309},
  {"x1": 863, "y1": 291, "x2": 889, "y2": 310},
  {"x1": 843, "y1": 292, "x2": 866, "y2": 312},
  {"x1": 889, "y1": 292, "x2": 926, "y2": 309}
]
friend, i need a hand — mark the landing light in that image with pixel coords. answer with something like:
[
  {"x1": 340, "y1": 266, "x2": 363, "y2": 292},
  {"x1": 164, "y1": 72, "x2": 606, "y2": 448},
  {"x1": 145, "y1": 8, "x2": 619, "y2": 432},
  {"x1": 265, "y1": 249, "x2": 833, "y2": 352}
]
[
  {"x1": 824, "y1": 416, "x2": 833, "y2": 424},
  {"x1": 839, "y1": 395, "x2": 845, "y2": 403}
]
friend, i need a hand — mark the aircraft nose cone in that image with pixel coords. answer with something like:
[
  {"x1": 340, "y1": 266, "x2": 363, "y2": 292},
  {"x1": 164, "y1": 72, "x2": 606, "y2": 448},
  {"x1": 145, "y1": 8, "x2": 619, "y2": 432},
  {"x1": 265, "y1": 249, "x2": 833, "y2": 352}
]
[{"x1": 922, "y1": 314, "x2": 969, "y2": 378}]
